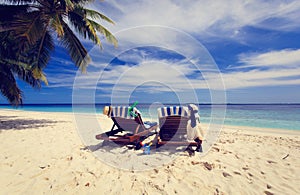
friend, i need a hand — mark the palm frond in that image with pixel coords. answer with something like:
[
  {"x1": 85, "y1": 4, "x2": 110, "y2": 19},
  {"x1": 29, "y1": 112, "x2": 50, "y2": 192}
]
[
  {"x1": 60, "y1": 20, "x2": 90, "y2": 72},
  {"x1": 34, "y1": 30, "x2": 54, "y2": 71},
  {"x1": 0, "y1": 4, "x2": 29, "y2": 32},
  {"x1": 68, "y1": 7, "x2": 101, "y2": 45},
  {"x1": 50, "y1": 14, "x2": 64, "y2": 37},
  {"x1": 0, "y1": 59, "x2": 31, "y2": 70},
  {"x1": 0, "y1": 30, "x2": 51, "y2": 85},
  {"x1": 32, "y1": 68, "x2": 48, "y2": 85},
  {"x1": 84, "y1": 18, "x2": 102, "y2": 45},
  {"x1": 20, "y1": 11, "x2": 45, "y2": 45},
  {"x1": 0, "y1": 63, "x2": 23, "y2": 105},
  {"x1": 0, "y1": 58, "x2": 44, "y2": 89},
  {"x1": 70, "y1": 0, "x2": 95, "y2": 5},
  {"x1": 1, "y1": 31, "x2": 54, "y2": 73},
  {"x1": 87, "y1": 19, "x2": 117, "y2": 47},
  {"x1": 10, "y1": 64, "x2": 42, "y2": 88},
  {"x1": 63, "y1": 0, "x2": 74, "y2": 10},
  {"x1": 3, "y1": 0, "x2": 36, "y2": 4},
  {"x1": 68, "y1": 5, "x2": 117, "y2": 47},
  {"x1": 0, "y1": 32, "x2": 16, "y2": 58},
  {"x1": 84, "y1": 8, "x2": 115, "y2": 24},
  {"x1": 23, "y1": 30, "x2": 54, "y2": 71},
  {"x1": 0, "y1": 10, "x2": 45, "y2": 49},
  {"x1": 0, "y1": 32, "x2": 29, "y2": 68}
]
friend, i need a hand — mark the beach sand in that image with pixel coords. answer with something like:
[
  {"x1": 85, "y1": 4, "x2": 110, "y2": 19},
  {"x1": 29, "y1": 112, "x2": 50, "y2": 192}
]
[{"x1": 0, "y1": 109, "x2": 299, "y2": 194}]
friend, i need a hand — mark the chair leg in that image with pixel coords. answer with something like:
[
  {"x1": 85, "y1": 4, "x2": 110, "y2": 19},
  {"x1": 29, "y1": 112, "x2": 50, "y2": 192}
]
[
  {"x1": 194, "y1": 138, "x2": 203, "y2": 152},
  {"x1": 135, "y1": 141, "x2": 143, "y2": 150},
  {"x1": 110, "y1": 124, "x2": 116, "y2": 131}
]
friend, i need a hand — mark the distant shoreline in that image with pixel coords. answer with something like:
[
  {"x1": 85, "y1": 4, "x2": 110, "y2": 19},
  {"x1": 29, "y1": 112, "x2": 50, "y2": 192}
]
[{"x1": 1, "y1": 108, "x2": 299, "y2": 132}]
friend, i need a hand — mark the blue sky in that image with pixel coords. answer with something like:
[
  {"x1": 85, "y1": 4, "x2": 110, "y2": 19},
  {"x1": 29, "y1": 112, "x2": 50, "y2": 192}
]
[{"x1": 2, "y1": 0, "x2": 300, "y2": 104}]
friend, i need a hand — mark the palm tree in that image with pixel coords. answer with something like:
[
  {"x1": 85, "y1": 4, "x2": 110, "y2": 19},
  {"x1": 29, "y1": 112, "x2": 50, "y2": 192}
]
[
  {"x1": 0, "y1": 0, "x2": 117, "y2": 105},
  {"x1": 0, "y1": 31, "x2": 46, "y2": 105}
]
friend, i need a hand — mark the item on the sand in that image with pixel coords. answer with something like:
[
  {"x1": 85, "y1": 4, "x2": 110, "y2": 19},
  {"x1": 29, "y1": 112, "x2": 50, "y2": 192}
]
[
  {"x1": 156, "y1": 106, "x2": 200, "y2": 151},
  {"x1": 96, "y1": 106, "x2": 158, "y2": 149},
  {"x1": 143, "y1": 143, "x2": 151, "y2": 155},
  {"x1": 128, "y1": 101, "x2": 139, "y2": 117},
  {"x1": 282, "y1": 154, "x2": 289, "y2": 160}
]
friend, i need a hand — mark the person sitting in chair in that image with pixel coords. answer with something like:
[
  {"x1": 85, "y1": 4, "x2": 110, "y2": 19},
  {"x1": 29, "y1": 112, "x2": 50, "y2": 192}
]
[
  {"x1": 102, "y1": 105, "x2": 157, "y2": 129},
  {"x1": 102, "y1": 105, "x2": 140, "y2": 118},
  {"x1": 187, "y1": 104, "x2": 205, "y2": 152}
]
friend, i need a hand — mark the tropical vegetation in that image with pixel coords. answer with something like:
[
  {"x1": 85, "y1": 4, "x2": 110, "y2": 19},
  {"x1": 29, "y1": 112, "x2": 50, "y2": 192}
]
[{"x1": 0, "y1": 0, "x2": 117, "y2": 105}]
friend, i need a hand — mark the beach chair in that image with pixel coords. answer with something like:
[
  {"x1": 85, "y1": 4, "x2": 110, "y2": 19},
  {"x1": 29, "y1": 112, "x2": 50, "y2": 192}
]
[
  {"x1": 95, "y1": 106, "x2": 158, "y2": 147},
  {"x1": 156, "y1": 106, "x2": 198, "y2": 148}
]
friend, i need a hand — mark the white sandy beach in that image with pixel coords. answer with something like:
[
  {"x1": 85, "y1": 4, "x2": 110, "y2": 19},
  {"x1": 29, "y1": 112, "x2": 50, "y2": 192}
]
[{"x1": 0, "y1": 109, "x2": 299, "y2": 194}]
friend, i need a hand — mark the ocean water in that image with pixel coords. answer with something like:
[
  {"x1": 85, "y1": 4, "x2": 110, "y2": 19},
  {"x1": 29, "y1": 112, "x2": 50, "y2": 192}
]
[{"x1": 1, "y1": 104, "x2": 299, "y2": 131}]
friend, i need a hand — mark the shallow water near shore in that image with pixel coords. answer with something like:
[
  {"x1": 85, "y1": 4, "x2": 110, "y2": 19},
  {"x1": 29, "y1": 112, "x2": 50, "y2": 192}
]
[{"x1": 1, "y1": 104, "x2": 300, "y2": 131}]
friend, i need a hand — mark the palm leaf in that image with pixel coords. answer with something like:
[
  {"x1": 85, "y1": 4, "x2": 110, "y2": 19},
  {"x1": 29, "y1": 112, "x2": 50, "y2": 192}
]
[
  {"x1": 3, "y1": 0, "x2": 36, "y2": 4},
  {"x1": 19, "y1": 11, "x2": 45, "y2": 45},
  {"x1": 0, "y1": 32, "x2": 16, "y2": 58},
  {"x1": 31, "y1": 68, "x2": 48, "y2": 85},
  {"x1": 26, "y1": 30, "x2": 54, "y2": 71},
  {"x1": 0, "y1": 63, "x2": 23, "y2": 105},
  {"x1": 63, "y1": 0, "x2": 74, "y2": 10},
  {"x1": 0, "y1": 4, "x2": 29, "y2": 32},
  {"x1": 1, "y1": 9, "x2": 45, "y2": 53},
  {"x1": 70, "y1": 0, "x2": 95, "y2": 5},
  {"x1": 50, "y1": 14, "x2": 64, "y2": 37},
  {"x1": 85, "y1": 8, "x2": 115, "y2": 24},
  {"x1": 60, "y1": 20, "x2": 91, "y2": 72},
  {"x1": 36, "y1": 30, "x2": 54, "y2": 71},
  {"x1": 0, "y1": 30, "x2": 51, "y2": 85},
  {"x1": 0, "y1": 59, "x2": 31, "y2": 70},
  {"x1": 68, "y1": 7, "x2": 101, "y2": 45},
  {"x1": 84, "y1": 18, "x2": 102, "y2": 46},
  {"x1": 68, "y1": 5, "x2": 117, "y2": 47},
  {"x1": 10, "y1": 64, "x2": 42, "y2": 88},
  {"x1": 0, "y1": 58, "x2": 44, "y2": 89},
  {"x1": 87, "y1": 19, "x2": 117, "y2": 47}
]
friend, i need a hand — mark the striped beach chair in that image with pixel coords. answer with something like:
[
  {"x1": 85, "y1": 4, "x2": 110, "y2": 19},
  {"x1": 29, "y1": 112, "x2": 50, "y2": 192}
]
[
  {"x1": 95, "y1": 106, "x2": 158, "y2": 146},
  {"x1": 156, "y1": 106, "x2": 198, "y2": 147}
]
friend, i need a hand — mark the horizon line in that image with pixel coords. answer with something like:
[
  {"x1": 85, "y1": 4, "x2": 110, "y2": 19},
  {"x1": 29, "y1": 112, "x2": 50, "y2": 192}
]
[{"x1": 1, "y1": 103, "x2": 300, "y2": 106}]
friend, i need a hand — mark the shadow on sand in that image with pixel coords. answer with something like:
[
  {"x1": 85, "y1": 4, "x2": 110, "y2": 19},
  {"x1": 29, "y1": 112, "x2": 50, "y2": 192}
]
[
  {"x1": 84, "y1": 140, "x2": 195, "y2": 156},
  {"x1": 0, "y1": 115, "x2": 60, "y2": 130}
]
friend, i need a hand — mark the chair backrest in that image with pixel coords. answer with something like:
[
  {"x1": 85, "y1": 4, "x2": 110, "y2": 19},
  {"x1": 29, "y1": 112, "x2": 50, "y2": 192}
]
[
  {"x1": 158, "y1": 106, "x2": 189, "y2": 118},
  {"x1": 110, "y1": 106, "x2": 135, "y2": 119},
  {"x1": 158, "y1": 106, "x2": 190, "y2": 141},
  {"x1": 109, "y1": 106, "x2": 144, "y2": 132}
]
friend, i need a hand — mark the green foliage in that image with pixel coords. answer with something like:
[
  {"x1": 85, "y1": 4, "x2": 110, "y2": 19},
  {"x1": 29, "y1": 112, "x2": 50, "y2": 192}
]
[{"x1": 0, "y1": 0, "x2": 117, "y2": 105}]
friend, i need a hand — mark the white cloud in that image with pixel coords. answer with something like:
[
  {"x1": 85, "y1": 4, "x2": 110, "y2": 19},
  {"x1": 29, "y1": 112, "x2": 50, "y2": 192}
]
[
  {"x1": 95, "y1": 0, "x2": 300, "y2": 37},
  {"x1": 75, "y1": 59, "x2": 206, "y2": 90},
  {"x1": 83, "y1": 0, "x2": 300, "y2": 69},
  {"x1": 222, "y1": 49, "x2": 300, "y2": 89},
  {"x1": 47, "y1": 48, "x2": 300, "y2": 92},
  {"x1": 238, "y1": 49, "x2": 300, "y2": 68},
  {"x1": 221, "y1": 68, "x2": 300, "y2": 89}
]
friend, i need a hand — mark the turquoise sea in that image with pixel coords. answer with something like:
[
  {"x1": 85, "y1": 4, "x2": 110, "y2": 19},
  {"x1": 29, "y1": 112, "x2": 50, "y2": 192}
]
[{"x1": 1, "y1": 104, "x2": 300, "y2": 131}]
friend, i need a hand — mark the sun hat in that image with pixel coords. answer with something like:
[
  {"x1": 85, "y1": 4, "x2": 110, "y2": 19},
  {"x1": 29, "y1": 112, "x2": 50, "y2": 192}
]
[
  {"x1": 103, "y1": 106, "x2": 111, "y2": 116},
  {"x1": 188, "y1": 104, "x2": 200, "y2": 118},
  {"x1": 188, "y1": 104, "x2": 199, "y2": 112}
]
